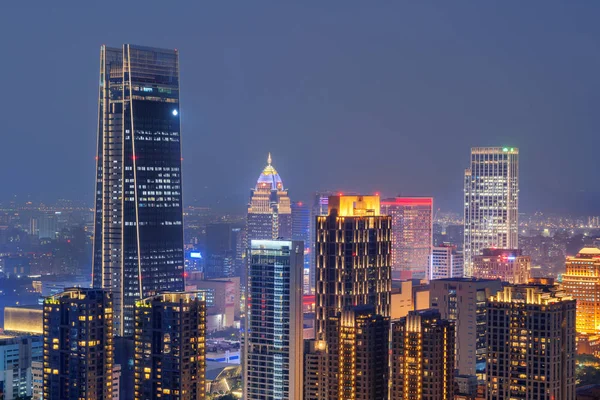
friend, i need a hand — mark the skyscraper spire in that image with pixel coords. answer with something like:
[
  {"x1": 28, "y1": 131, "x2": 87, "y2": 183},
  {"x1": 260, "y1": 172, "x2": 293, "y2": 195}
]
[{"x1": 267, "y1": 152, "x2": 272, "y2": 166}]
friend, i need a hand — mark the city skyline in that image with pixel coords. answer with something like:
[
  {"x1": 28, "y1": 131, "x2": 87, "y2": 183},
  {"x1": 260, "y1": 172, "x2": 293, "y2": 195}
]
[{"x1": 2, "y1": 3, "x2": 600, "y2": 214}]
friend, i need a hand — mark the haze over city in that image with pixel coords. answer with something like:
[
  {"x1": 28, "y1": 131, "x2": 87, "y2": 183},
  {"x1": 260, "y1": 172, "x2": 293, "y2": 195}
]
[{"x1": 2, "y1": 2, "x2": 600, "y2": 213}]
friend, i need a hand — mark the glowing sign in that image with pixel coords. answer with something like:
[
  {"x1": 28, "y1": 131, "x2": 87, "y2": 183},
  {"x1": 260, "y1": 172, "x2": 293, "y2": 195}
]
[{"x1": 190, "y1": 252, "x2": 202, "y2": 259}]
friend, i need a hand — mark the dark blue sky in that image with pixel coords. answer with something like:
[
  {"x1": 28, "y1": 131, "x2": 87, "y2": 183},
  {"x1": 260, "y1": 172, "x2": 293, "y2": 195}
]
[{"x1": 1, "y1": 2, "x2": 599, "y2": 213}]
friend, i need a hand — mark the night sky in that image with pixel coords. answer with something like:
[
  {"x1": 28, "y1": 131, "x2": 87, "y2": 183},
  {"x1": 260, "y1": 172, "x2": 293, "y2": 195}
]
[{"x1": 1, "y1": 2, "x2": 600, "y2": 214}]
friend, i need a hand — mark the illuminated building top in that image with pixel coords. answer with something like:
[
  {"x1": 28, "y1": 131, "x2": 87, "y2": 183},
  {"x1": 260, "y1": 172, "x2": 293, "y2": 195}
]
[
  {"x1": 327, "y1": 195, "x2": 381, "y2": 216},
  {"x1": 247, "y1": 154, "x2": 292, "y2": 241},
  {"x1": 255, "y1": 153, "x2": 284, "y2": 191},
  {"x1": 489, "y1": 284, "x2": 572, "y2": 306}
]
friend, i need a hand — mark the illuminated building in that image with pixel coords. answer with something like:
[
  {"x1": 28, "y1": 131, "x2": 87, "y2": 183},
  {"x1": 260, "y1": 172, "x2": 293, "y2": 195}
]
[
  {"x1": 134, "y1": 292, "x2": 206, "y2": 400},
  {"x1": 486, "y1": 284, "x2": 576, "y2": 400},
  {"x1": 291, "y1": 201, "x2": 311, "y2": 294},
  {"x1": 43, "y1": 288, "x2": 114, "y2": 400},
  {"x1": 464, "y1": 147, "x2": 519, "y2": 277},
  {"x1": 315, "y1": 195, "x2": 391, "y2": 337},
  {"x1": 244, "y1": 240, "x2": 303, "y2": 400},
  {"x1": 563, "y1": 247, "x2": 600, "y2": 335},
  {"x1": 4, "y1": 305, "x2": 43, "y2": 335},
  {"x1": 390, "y1": 309, "x2": 455, "y2": 400},
  {"x1": 304, "y1": 305, "x2": 389, "y2": 400},
  {"x1": 429, "y1": 242, "x2": 464, "y2": 280},
  {"x1": 0, "y1": 335, "x2": 42, "y2": 400},
  {"x1": 92, "y1": 44, "x2": 185, "y2": 336},
  {"x1": 309, "y1": 191, "x2": 336, "y2": 293},
  {"x1": 429, "y1": 278, "x2": 503, "y2": 378},
  {"x1": 381, "y1": 197, "x2": 433, "y2": 280},
  {"x1": 204, "y1": 223, "x2": 234, "y2": 278},
  {"x1": 246, "y1": 154, "x2": 292, "y2": 242},
  {"x1": 472, "y1": 248, "x2": 530, "y2": 284}
]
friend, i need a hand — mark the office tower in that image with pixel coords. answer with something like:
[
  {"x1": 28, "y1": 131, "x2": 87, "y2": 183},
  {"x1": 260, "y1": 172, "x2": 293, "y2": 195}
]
[
  {"x1": 38, "y1": 212, "x2": 57, "y2": 240},
  {"x1": 381, "y1": 197, "x2": 433, "y2": 280},
  {"x1": 464, "y1": 147, "x2": 519, "y2": 276},
  {"x1": 244, "y1": 240, "x2": 303, "y2": 400},
  {"x1": 429, "y1": 242, "x2": 464, "y2": 280},
  {"x1": 429, "y1": 278, "x2": 503, "y2": 377},
  {"x1": 29, "y1": 217, "x2": 39, "y2": 237},
  {"x1": 134, "y1": 292, "x2": 206, "y2": 400},
  {"x1": 291, "y1": 201, "x2": 311, "y2": 293},
  {"x1": 0, "y1": 335, "x2": 42, "y2": 400},
  {"x1": 92, "y1": 44, "x2": 185, "y2": 336},
  {"x1": 472, "y1": 248, "x2": 530, "y2": 284},
  {"x1": 315, "y1": 195, "x2": 391, "y2": 337},
  {"x1": 486, "y1": 284, "x2": 576, "y2": 400},
  {"x1": 563, "y1": 247, "x2": 600, "y2": 335},
  {"x1": 390, "y1": 309, "x2": 455, "y2": 400},
  {"x1": 43, "y1": 288, "x2": 113, "y2": 400},
  {"x1": 246, "y1": 154, "x2": 292, "y2": 242}
]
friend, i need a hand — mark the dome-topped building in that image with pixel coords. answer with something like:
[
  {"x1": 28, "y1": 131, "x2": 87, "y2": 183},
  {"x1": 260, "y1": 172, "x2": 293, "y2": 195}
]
[{"x1": 247, "y1": 154, "x2": 292, "y2": 242}]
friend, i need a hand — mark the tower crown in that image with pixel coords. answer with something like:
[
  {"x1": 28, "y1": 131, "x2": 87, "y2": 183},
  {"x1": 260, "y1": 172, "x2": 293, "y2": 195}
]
[{"x1": 256, "y1": 153, "x2": 284, "y2": 190}]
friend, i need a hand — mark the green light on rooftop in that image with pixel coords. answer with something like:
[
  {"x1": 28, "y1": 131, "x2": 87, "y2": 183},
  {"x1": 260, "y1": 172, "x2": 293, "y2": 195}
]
[{"x1": 502, "y1": 147, "x2": 508, "y2": 152}]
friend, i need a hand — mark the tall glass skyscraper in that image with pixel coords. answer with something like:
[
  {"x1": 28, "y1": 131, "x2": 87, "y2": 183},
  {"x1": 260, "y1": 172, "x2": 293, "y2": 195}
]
[
  {"x1": 464, "y1": 147, "x2": 519, "y2": 276},
  {"x1": 244, "y1": 240, "x2": 304, "y2": 400},
  {"x1": 92, "y1": 44, "x2": 185, "y2": 336}
]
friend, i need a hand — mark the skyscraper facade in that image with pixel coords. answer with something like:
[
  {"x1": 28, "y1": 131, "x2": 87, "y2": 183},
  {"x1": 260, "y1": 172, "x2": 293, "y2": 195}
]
[
  {"x1": 472, "y1": 248, "x2": 530, "y2": 284},
  {"x1": 244, "y1": 240, "x2": 303, "y2": 400},
  {"x1": 133, "y1": 292, "x2": 206, "y2": 400},
  {"x1": 381, "y1": 197, "x2": 433, "y2": 280},
  {"x1": 486, "y1": 284, "x2": 576, "y2": 400},
  {"x1": 563, "y1": 247, "x2": 600, "y2": 335},
  {"x1": 315, "y1": 195, "x2": 392, "y2": 337},
  {"x1": 429, "y1": 242, "x2": 464, "y2": 280},
  {"x1": 390, "y1": 309, "x2": 455, "y2": 400},
  {"x1": 429, "y1": 278, "x2": 504, "y2": 377},
  {"x1": 92, "y1": 44, "x2": 185, "y2": 336},
  {"x1": 309, "y1": 191, "x2": 335, "y2": 294},
  {"x1": 464, "y1": 147, "x2": 519, "y2": 276},
  {"x1": 246, "y1": 154, "x2": 292, "y2": 242},
  {"x1": 43, "y1": 288, "x2": 114, "y2": 400},
  {"x1": 291, "y1": 201, "x2": 311, "y2": 293}
]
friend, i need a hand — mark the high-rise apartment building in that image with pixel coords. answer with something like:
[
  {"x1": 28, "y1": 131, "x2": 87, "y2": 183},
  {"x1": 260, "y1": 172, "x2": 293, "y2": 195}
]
[
  {"x1": 472, "y1": 248, "x2": 530, "y2": 284},
  {"x1": 381, "y1": 197, "x2": 433, "y2": 280},
  {"x1": 244, "y1": 240, "x2": 303, "y2": 400},
  {"x1": 390, "y1": 309, "x2": 455, "y2": 400},
  {"x1": 563, "y1": 247, "x2": 600, "y2": 335},
  {"x1": 246, "y1": 154, "x2": 292, "y2": 242},
  {"x1": 464, "y1": 147, "x2": 519, "y2": 276},
  {"x1": 429, "y1": 242, "x2": 464, "y2": 280},
  {"x1": 429, "y1": 278, "x2": 504, "y2": 377},
  {"x1": 134, "y1": 292, "x2": 206, "y2": 400},
  {"x1": 315, "y1": 195, "x2": 392, "y2": 337},
  {"x1": 317, "y1": 305, "x2": 389, "y2": 400},
  {"x1": 486, "y1": 284, "x2": 576, "y2": 400},
  {"x1": 92, "y1": 44, "x2": 185, "y2": 336},
  {"x1": 0, "y1": 335, "x2": 42, "y2": 400},
  {"x1": 291, "y1": 201, "x2": 311, "y2": 293},
  {"x1": 43, "y1": 288, "x2": 114, "y2": 400}
]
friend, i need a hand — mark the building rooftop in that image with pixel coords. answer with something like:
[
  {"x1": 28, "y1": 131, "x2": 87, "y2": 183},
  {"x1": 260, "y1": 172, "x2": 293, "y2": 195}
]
[
  {"x1": 577, "y1": 247, "x2": 600, "y2": 256},
  {"x1": 255, "y1": 153, "x2": 284, "y2": 191}
]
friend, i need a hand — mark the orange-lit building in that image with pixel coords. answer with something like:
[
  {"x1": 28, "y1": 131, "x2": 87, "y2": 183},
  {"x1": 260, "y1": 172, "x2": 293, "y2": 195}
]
[
  {"x1": 381, "y1": 197, "x2": 433, "y2": 280},
  {"x1": 563, "y1": 247, "x2": 600, "y2": 335}
]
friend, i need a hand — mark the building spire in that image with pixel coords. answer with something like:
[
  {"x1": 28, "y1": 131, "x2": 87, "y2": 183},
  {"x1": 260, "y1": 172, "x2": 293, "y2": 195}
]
[{"x1": 267, "y1": 152, "x2": 272, "y2": 166}]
